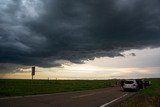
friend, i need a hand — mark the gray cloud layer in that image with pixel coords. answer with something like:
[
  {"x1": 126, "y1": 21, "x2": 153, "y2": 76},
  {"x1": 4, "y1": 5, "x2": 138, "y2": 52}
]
[{"x1": 0, "y1": 0, "x2": 160, "y2": 69}]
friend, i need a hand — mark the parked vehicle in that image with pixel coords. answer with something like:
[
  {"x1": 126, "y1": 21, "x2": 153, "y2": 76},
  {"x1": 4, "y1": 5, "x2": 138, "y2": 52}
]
[
  {"x1": 123, "y1": 79, "x2": 139, "y2": 91},
  {"x1": 136, "y1": 79, "x2": 144, "y2": 89},
  {"x1": 144, "y1": 80, "x2": 151, "y2": 88}
]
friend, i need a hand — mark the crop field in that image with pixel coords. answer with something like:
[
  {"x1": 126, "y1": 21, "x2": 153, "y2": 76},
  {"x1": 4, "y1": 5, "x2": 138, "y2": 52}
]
[
  {"x1": 0, "y1": 79, "x2": 116, "y2": 97},
  {"x1": 118, "y1": 79, "x2": 160, "y2": 107}
]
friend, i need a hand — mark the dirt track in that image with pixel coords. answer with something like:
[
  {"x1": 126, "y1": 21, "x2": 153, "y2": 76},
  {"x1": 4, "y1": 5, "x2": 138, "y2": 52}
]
[{"x1": 0, "y1": 87, "x2": 135, "y2": 107}]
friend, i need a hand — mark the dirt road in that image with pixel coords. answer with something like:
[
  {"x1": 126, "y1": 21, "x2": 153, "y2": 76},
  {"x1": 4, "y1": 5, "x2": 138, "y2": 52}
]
[{"x1": 0, "y1": 87, "x2": 135, "y2": 107}]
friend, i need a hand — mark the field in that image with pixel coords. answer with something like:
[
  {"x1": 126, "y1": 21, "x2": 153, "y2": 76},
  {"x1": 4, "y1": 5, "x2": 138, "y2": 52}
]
[
  {"x1": 0, "y1": 79, "x2": 116, "y2": 97},
  {"x1": 118, "y1": 79, "x2": 160, "y2": 107}
]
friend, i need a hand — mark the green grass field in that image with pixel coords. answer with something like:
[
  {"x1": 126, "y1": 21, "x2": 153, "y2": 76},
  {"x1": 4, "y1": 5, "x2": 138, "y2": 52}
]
[
  {"x1": 118, "y1": 79, "x2": 160, "y2": 107},
  {"x1": 0, "y1": 79, "x2": 116, "y2": 97}
]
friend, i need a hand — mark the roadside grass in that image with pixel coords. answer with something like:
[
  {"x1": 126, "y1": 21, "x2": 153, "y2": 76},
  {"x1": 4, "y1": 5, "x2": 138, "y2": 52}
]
[
  {"x1": 118, "y1": 79, "x2": 160, "y2": 107},
  {"x1": 0, "y1": 79, "x2": 116, "y2": 97}
]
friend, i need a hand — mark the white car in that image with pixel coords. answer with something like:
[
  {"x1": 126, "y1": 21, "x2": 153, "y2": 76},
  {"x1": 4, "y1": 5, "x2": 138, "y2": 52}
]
[{"x1": 123, "y1": 80, "x2": 139, "y2": 91}]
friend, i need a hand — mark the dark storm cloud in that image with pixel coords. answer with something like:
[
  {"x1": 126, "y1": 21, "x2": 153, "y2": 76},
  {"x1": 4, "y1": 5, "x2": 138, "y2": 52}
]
[
  {"x1": 0, "y1": 63, "x2": 30, "y2": 73},
  {"x1": 0, "y1": 0, "x2": 160, "y2": 70},
  {"x1": 130, "y1": 53, "x2": 136, "y2": 56}
]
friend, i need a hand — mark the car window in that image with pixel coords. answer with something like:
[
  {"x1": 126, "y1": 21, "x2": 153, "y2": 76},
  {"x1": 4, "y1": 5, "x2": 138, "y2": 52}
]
[
  {"x1": 145, "y1": 81, "x2": 149, "y2": 83},
  {"x1": 124, "y1": 81, "x2": 134, "y2": 84}
]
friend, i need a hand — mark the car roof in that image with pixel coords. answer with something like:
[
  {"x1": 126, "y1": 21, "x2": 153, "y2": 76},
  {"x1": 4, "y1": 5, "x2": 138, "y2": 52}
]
[{"x1": 125, "y1": 79, "x2": 135, "y2": 81}]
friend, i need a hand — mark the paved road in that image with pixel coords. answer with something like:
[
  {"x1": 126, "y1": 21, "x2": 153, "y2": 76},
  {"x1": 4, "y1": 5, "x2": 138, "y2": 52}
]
[{"x1": 0, "y1": 87, "x2": 135, "y2": 107}]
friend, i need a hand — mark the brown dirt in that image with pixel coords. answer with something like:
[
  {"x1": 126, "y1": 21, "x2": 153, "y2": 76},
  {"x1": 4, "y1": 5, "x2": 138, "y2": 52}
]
[{"x1": 118, "y1": 94, "x2": 160, "y2": 107}]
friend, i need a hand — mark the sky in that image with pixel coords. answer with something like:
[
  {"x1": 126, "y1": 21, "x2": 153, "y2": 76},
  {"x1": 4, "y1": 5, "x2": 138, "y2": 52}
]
[{"x1": 0, "y1": 0, "x2": 160, "y2": 79}]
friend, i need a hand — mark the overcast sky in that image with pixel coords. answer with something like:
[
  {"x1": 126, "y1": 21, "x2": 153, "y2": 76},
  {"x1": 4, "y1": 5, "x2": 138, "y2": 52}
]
[{"x1": 0, "y1": 0, "x2": 160, "y2": 79}]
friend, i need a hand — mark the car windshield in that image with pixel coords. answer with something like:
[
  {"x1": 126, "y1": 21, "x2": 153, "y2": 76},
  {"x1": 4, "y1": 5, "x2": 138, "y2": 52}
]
[{"x1": 124, "y1": 81, "x2": 134, "y2": 84}]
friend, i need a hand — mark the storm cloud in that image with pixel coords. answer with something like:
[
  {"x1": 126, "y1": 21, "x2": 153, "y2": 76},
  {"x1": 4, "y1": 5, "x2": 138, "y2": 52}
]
[{"x1": 0, "y1": 0, "x2": 160, "y2": 68}]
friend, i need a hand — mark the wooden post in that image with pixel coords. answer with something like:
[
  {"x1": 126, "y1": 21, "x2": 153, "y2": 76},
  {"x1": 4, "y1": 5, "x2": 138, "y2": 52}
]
[{"x1": 31, "y1": 66, "x2": 35, "y2": 80}]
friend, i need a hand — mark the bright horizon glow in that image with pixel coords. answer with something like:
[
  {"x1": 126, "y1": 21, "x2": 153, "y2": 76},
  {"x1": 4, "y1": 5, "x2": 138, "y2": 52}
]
[{"x1": 0, "y1": 48, "x2": 160, "y2": 80}]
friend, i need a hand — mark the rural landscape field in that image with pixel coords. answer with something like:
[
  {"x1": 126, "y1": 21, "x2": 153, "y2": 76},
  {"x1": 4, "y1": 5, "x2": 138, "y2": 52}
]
[
  {"x1": 0, "y1": 79, "x2": 160, "y2": 106},
  {"x1": 1, "y1": 0, "x2": 160, "y2": 107},
  {"x1": 0, "y1": 79, "x2": 116, "y2": 96}
]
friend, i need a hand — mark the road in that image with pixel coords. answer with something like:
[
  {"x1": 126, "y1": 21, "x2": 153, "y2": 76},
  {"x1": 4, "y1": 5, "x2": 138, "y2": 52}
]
[{"x1": 0, "y1": 87, "x2": 135, "y2": 107}]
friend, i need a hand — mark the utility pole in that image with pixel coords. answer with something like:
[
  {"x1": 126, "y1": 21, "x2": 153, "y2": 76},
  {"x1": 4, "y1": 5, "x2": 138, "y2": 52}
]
[{"x1": 31, "y1": 66, "x2": 35, "y2": 80}]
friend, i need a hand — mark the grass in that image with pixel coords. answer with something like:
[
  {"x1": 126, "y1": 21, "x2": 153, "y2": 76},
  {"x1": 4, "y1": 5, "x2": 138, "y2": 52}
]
[
  {"x1": 0, "y1": 79, "x2": 116, "y2": 97},
  {"x1": 140, "y1": 80, "x2": 160, "y2": 96},
  {"x1": 118, "y1": 79, "x2": 160, "y2": 107}
]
